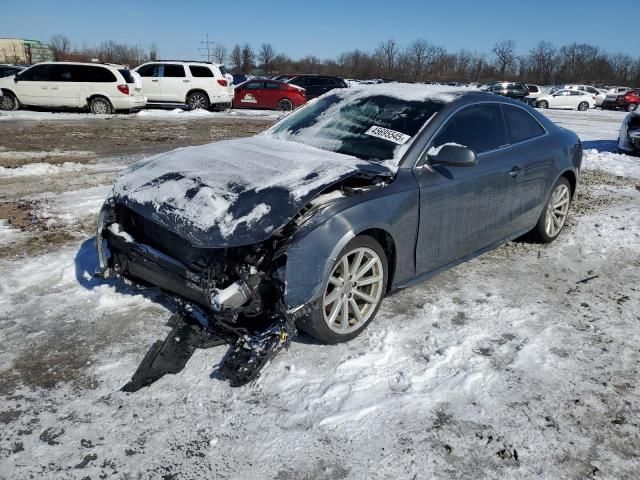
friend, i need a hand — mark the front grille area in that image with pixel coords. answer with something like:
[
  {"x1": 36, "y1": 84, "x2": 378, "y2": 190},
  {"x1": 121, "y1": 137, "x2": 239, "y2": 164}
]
[{"x1": 117, "y1": 205, "x2": 213, "y2": 271}]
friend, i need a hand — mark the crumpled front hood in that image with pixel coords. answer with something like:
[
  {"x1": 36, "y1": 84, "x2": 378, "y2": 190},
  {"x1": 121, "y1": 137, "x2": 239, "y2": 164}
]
[{"x1": 112, "y1": 136, "x2": 389, "y2": 248}]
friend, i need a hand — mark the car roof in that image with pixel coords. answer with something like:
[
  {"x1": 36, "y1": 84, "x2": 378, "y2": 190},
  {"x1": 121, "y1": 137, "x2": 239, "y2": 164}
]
[{"x1": 149, "y1": 60, "x2": 224, "y2": 67}]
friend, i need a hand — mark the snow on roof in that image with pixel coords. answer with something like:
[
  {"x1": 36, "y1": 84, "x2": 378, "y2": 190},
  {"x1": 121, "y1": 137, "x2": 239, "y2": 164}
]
[{"x1": 332, "y1": 83, "x2": 476, "y2": 104}]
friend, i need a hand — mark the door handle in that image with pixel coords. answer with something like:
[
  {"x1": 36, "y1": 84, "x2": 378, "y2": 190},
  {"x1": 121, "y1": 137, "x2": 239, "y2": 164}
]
[
  {"x1": 41, "y1": 86, "x2": 49, "y2": 89},
  {"x1": 51, "y1": 86, "x2": 58, "y2": 90},
  {"x1": 151, "y1": 79, "x2": 159, "y2": 82},
  {"x1": 509, "y1": 166, "x2": 522, "y2": 177},
  {"x1": 183, "y1": 79, "x2": 190, "y2": 83}
]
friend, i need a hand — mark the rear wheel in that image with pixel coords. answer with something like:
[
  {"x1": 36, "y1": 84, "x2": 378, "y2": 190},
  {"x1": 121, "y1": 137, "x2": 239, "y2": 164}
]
[
  {"x1": 0, "y1": 92, "x2": 19, "y2": 111},
  {"x1": 277, "y1": 98, "x2": 293, "y2": 111},
  {"x1": 297, "y1": 236, "x2": 387, "y2": 344},
  {"x1": 531, "y1": 177, "x2": 572, "y2": 243},
  {"x1": 577, "y1": 101, "x2": 589, "y2": 111},
  {"x1": 187, "y1": 91, "x2": 209, "y2": 110},
  {"x1": 627, "y1": 103, "x2": 638, "y2": 112},
  {"x1": 537, "y1": 100, "x2": 548, "y2": 109},
  {"x1": 89, "y1": 96, "x2": 113, "y2": 114}
]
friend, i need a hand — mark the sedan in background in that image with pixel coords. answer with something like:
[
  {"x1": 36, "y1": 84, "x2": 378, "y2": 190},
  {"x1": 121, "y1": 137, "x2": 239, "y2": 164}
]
[
  {"x1": 233, "y1": 79, "x2": 307, "y2": 111},
  {"x1": 535, "y1": 89, "x2": 596, "y2": 111},
  {"x1": 0, "y1": 64, "x2": 25, "y2": 78},
  {"x1": 602, "y1": 89, "x2": 640, "y2": 112},
  {"x1": 285, "y1": 75, "x2": 348, "y2": 99}
]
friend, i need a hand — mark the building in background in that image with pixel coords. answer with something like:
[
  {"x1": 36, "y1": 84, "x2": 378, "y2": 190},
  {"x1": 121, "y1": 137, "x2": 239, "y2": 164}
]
[{"x1": 0, "y1": 38, "x2": 54, "y2": 64}]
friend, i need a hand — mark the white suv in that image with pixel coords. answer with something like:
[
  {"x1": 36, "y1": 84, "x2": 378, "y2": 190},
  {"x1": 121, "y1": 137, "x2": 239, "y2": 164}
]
[
  {"x1": 0, "y1": 62, "x2": 146, "y2": 114},
  {"x1": 134, "y1": 61, "x2": 233, "y2": 110}
]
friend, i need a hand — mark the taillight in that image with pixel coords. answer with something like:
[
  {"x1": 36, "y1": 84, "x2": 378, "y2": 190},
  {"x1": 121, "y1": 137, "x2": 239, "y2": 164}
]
[
  {"x1": 117, "y1": 84, "x2": 129, "y2": 95},
  {"x1": 217, "y1": 79, "x2": 228, "y2": 87}
]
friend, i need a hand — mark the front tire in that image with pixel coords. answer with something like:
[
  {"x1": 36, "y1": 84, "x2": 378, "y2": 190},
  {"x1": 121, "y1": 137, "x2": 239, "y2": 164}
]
[
  {"x1": 577, "y1": 101, "x2": 589, "y2": 111},
  {"x1": 297, "y1": 235, "x2": 387, "y2": 344},
  {"x1": 0, "y1": 92, "x2": 19, "y2": 111},
  {"x1": 532, "y1": 177, "x2": 572, "y2": 243},
  {"x1": 89, "y1": 96, "x2": 113, "y2": 114},
  {"x1": 537, "y1": 100, "x2": 548, "y2": 109},
  {"x1": 627, "y1": 103, "x2": 638, "y2": 112},
  {"x1": 187, "y1": 91, "x2": 209, "y2": 110}
]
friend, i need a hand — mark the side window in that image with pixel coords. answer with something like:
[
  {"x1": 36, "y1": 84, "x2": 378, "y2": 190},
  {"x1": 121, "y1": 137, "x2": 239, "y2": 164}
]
[
  {"x1": 137, "y1": 64, "x2": 161, "y2": 77},
  {"x1": 189, "y1": 65, "x2": 214, "y2": 78},
  {"x1": 84, "y1": 66, "x2": 116, "y2": 83},
  {"x1": 432, "y1": 104, "x2": 508, "y2": 154},
  {"x1": 162, "y1": 64, "x2": 185, "y2": 77},
  {"x1": 50, "y1": 64, "x2": 76, "y2": 82},
  {"x1": 265, "y1": 82, "x2": 280, "y2": 89},
  {"x1": 288, "y1": 77, "x2": 307, "y2": 87},
  {"x1": 245, "y1": 81, "x2": 264, "y2": 89},
  {"x1": 569, "y1": 91, "x2": 581, "y2": 96},
  {"x1": 309, "y1": 78, "x2": 330, "y2": 86},
  {"x1": 19, "y1": 65, "x2": 50, "y2": 81},
  {"x1": 503, "y1": 105, "x2": 545, "y2": 144}
]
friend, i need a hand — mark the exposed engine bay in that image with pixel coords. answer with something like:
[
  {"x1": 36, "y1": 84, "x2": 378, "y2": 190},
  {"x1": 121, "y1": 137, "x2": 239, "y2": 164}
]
[{"x1": 96, "y1": 170, "x2": 392, "y2": 387}]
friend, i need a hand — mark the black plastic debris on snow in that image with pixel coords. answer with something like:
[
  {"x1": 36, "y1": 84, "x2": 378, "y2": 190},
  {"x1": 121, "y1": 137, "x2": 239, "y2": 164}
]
[{"x1": 121, "y1": 303, "x2": 293, "y2": 391}]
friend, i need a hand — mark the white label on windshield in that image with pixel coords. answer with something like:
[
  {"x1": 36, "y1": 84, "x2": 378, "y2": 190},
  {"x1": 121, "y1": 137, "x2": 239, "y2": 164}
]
[{"x1": 364, "y1": 126, "x2": 411, "y2": 144}]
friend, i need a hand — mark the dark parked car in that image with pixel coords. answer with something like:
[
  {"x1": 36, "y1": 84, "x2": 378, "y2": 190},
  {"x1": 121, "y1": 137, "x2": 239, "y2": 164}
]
[
  {"x1": 0, "y1": 64, "x2": 25, "y2": 78},
  {"x1": 284, "y1": 74, "x2": 348, "y2": 98},
  {"x1": 618, "y1": 109, "x2": 640, "y2": 154},
  {"x1": 602, "y1": 89, "x2": 640, "y2": 112},
  {"x1": 489, "y1": 82, "x2": 529, "y2": 101},
  {"x1": 96, "y1": 85, "x2": 580, "y2": 360}
]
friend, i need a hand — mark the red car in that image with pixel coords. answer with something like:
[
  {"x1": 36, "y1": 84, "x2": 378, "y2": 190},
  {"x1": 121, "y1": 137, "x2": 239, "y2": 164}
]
[
  {"x1": 602, "y1": 89, "x2": 640, "y2": 112},
  {"x1": 233, "y1": 79, "x2": 307, "y2": 111}
]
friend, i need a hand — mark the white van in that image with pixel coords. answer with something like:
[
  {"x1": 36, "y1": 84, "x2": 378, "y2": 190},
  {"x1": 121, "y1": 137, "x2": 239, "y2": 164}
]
[
  {"x1": 0, "y1": 62, "x2": 146, "y2": 114},
  {"x1": 134, "y1": 61, "x2": 233, "y2": 110}
]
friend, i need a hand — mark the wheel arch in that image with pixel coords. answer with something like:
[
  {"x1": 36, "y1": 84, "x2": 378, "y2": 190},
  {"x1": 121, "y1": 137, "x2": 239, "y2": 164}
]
[
  {"x1": 559, "y1": 169, "x2": 577, "y2": 198},
  {"x1": 86, "y1": 94, "x2": 113, "y2": 108},
  {"x1": 356, "y1": 227, "x2": 397, "y2": 292}
]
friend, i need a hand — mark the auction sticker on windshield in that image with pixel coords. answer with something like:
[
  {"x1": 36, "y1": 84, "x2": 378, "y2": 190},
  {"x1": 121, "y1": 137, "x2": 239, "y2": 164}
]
[{"x1": 364, "y1": 126, "x2": 411, "y2": 144}]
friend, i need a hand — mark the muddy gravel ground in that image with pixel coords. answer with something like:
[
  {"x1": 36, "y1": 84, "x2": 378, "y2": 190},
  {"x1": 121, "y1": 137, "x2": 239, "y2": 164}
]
[{"x1": 0, "y1": 111, "x2": 639, "y2": 479}]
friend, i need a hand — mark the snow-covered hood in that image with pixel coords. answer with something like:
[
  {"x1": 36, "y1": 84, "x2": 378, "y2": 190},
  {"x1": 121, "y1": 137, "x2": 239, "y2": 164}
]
[{"x1": 112, "y1": 136, "x2": 388, "y2": 248}]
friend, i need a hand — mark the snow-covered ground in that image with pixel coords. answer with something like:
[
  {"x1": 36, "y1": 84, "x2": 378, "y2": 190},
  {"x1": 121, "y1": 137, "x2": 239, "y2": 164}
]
[{"x1": 0, "y1": 108, "x2": 638, "y2": 479}]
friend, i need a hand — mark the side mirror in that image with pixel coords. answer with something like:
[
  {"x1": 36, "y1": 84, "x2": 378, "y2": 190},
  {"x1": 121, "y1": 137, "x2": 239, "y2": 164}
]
[
  {"x1": 13, "y1": 75, "x2": 20, "y2": 83},
  {"x1": 426, "y1": 144, "x2": 478, "y2": 168}
]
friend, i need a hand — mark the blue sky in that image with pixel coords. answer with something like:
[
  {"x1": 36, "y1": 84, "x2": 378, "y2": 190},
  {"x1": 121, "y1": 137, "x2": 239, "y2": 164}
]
[{"x1": 3, "y1": 0, "x2": 635, "y2": 59}]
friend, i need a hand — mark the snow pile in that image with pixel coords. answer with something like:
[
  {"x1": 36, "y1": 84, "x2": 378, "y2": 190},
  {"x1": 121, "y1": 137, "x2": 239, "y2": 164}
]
[
  {"x1": 112, "y1": 136, "x2": 375, "y2": 243},
  {"x1": 0, "y1": 150, "x2": 93, "y2": 161},
  {"x1": 582, "y1": 148, "x2": 640, "y2": 179},
  {"x1": 0, "y1": 219, "x2": 27, "y2": 246},
  {"x1": 136, "y1": 108, "x2": 212, "y2": 118},
  {"x1": 0, "y1": 161, "x2": 87, "y2": 178}
]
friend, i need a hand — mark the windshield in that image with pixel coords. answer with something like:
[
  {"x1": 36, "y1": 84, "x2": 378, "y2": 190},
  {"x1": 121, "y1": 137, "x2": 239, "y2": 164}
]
[{"x1": 268, "y1": 93, "x2": 444, "y2": 161}]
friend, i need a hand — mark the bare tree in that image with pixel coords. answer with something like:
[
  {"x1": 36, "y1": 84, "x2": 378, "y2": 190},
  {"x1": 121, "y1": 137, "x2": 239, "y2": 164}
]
[
  {"x1": 528, "y1": 41, "x2": 556, "y2": 84},
  {"x1": 49, "y1": 34, "x2": 71, "y2": 61},
  {"x1": 375, "y1": 39, "x2": 399, "y2": 78},
  {"x1": 213, "y1": 43, "x2": 227, "y2": 64},
  {"x1": 230, "y1": 44, "x2": 242, "y2": 72},
  {"x1": 148, "y1": 42, "x2": 159, "y2": 62},
  {"x1": 259, "y1": 43, "x2": 276, "y2": 74},
  {"x1": 405, "y1": 40, "x2": 444, "y2": 81},
  {"x1": 492, "y1": 40, "x2": 516, "y2": 78},
  {"x1": 241, "y1": 43, "x2": 255, "y2": 74}
]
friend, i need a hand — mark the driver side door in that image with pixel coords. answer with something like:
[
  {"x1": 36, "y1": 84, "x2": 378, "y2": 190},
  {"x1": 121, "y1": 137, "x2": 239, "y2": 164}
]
[
  {"x1": 413, "y1": 103, "x2": 516, "y2": 274},
  {"x1": 13, "y1": 64, "x2": 52, "y2": 106}
]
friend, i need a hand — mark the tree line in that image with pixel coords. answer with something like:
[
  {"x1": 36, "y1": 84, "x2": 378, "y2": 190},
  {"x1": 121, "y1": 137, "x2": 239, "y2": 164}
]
[{"x1": 49, "y1": 34, "x2": 640, "y2": 87}]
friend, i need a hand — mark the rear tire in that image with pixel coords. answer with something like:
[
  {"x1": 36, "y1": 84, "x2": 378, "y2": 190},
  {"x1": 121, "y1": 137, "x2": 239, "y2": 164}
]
[
  {"x1": 0, "y1": 92, "x2": 19, "y2": 111},
  {"x1": 277, "y1": 98, "x2": 293, "y2": 111},
  {"x1": 89, "y1": 96, "x2": 113, "y2": 114},
  {"x1": 537, "y1": 100, "x2": 548, "y2": 109},
  {"x1": 531, "y1": 177, "x2": 572, "y2": 243},
  {"x1": 577, "y1": 101, "x2": 589, "y2": 111},
  {"x1": 187, "y1": 91, "x2": 209, "y2": 110},
  {"x1": 627, "y1": 103, "x2": 638, "y2": 112},
  {"x1": 297, "y1": 235, "x2": 387, "y2": 344}
]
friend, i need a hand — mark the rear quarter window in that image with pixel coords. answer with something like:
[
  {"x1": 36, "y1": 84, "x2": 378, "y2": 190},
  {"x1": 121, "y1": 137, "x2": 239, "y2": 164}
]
[
  {"x1": 118, "y1": 69, "x2": 134, "y2": 83},
  {"x1": 503, "y1": 105, "x2": 545, "y2": 144},
  {"x1": 189, "y1": 65, "x2": 214, "y2": 77},
  {"x1": 83, "y1": 66, "x2": 117, "y2": 83}
]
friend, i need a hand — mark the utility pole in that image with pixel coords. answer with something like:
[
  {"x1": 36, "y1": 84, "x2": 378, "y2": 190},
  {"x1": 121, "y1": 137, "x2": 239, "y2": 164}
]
[{"x1": 199, "y1": 34, "x2": 215, "y2": 62}]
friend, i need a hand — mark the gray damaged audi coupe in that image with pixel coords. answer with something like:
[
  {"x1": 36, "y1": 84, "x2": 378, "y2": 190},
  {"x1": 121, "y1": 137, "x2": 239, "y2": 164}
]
[{"x1": 96, "y1": 84, "x2": 581, "y2": 347}]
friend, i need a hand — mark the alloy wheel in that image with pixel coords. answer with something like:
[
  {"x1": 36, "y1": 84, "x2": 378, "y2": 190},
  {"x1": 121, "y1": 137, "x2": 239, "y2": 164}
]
[
  {"x1": 322, "y1": 246, "x2": 384, "y2": 334},
  {"x1": 0, "y1": 95, "x2": 16, "y2": 111},
  {"x1": 92, "y1": 99, "x2": 110, "y2": 114},
  {"x1": 189, "y1": 93, "x2": 207, "y2": 110},
  {"x1": 545, "y1": 183, "x2": 570, "y2": 238}
]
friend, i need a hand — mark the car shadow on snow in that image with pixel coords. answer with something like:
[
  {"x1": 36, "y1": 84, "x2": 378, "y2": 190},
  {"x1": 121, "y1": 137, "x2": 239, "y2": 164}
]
[{"x1": 582, "y1": 140, "x2": 617, "y2": 152}]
